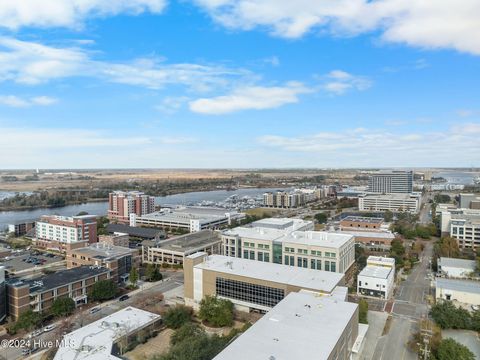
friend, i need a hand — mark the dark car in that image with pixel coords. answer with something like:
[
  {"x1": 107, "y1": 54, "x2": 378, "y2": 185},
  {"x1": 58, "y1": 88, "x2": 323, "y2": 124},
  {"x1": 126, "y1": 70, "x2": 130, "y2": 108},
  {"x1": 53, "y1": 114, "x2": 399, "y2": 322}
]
[{"x1": 119, "y1": 295, "x2": 129, "y2": 302}]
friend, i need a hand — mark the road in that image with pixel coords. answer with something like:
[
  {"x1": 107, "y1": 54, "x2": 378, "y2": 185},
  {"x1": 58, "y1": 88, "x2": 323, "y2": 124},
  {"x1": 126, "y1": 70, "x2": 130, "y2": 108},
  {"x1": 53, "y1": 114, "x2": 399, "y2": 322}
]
[
  {"x1": 372, "y1": 242, "x2": 433, "y2": 360},
  {"x1": 419, "y1": 192, "x2": 433, "y2": 225},
  {"x1": 1, "y1": 271, "x2": 184, "y2": 360}
]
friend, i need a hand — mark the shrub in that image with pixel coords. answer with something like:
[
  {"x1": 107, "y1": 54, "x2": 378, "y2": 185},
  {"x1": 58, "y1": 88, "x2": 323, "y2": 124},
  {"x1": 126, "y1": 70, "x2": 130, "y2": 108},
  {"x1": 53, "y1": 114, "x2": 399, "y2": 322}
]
[
  {"x1": 163, "y1": 305, "x2": 192, "y2": 329},
  {"x1": 198, "y1": 296, "x2": 234, "y2": 327}
]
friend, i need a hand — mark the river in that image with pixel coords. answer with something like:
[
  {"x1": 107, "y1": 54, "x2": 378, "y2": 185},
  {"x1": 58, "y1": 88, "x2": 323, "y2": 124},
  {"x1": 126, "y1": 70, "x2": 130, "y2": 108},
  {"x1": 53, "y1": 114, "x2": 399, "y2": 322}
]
[
  {"x1": 0, "y1": 187, "x2": 287, "y2": 231},
  {"x1": 432, "y1": 171, "x2": 479, "y2": 185}
]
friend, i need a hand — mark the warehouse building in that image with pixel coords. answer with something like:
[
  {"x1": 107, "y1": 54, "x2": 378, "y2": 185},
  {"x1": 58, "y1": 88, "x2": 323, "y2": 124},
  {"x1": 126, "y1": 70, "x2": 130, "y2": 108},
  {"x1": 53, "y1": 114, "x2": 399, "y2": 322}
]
[
  {"x1": 438, "y1": 257, "x2": 477, "y2": 279},
  {"x1": 436, "y1": 278, "x2": 480, "y2": 306}
]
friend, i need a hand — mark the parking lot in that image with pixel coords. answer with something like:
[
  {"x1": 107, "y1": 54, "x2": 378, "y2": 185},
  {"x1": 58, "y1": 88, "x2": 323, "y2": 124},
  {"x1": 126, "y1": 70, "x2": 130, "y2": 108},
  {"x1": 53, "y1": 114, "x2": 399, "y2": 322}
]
[{"x1": 1, "y1": 251, "x2": 64, "y2": 273}]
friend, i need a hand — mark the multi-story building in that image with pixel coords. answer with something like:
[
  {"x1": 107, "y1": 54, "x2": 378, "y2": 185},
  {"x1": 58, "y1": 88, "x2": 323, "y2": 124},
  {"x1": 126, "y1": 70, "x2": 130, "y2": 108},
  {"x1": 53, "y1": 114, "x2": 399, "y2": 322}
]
[
  {"x1": 263, "y1": 190, "x2": 319, "y2": 208},
  {"x1": 438, "y1": 207, "x2": 480, "y2": 236},
  {"x1": 106, "y1": 223, "x2": 166, "y2": 241},
  {"x1": 222, "y1": 224, "x2": 354, "y2": 274},
  {"x1": 7, "y1": 266, "x2": 111, "y2": 320},
  {"x1": 358, "y1": 193, "x2": 420, "y2": 213},
  {"x1": 0, "y1": 266, "x2": 6, "y2": 322},
  {"x1": 142, "y1": 229, "x2": 221, "y2": 266},
  {"x1": 108, "y1": 191, "x2": 155, "y2": 223},
  {"x1": 357, "y1": 256, "x2": 395, "y2": 299},
  {"x1": 213, "y1": 291, "x2": 359, "y2": 360},
  {"x1": 34, "y1": 215, "x2": 97, "y2": 252},
  {"x1": 449, "y1": 216, "x2": 480, "y2": 250},
  {"x1": 250, "y1": 217, "x2": 314, "y2": 231},
  {"x1": 340, "y1": 216, "x2": 385, "y2": 231},
  {"x1": 131, "y1": 206, "x2": 243, "y2": 232},
  {"x1": 184, "y1": 252, "x2": 345, "y2": 312},
  {"x1": 460, "y1": 193, "x2": 480, "y2": 209},
  {"x1": 367, "y1": 170, "x2": 413, "y2": 194},
  {"x1": 7, "y1": 220, "x2": 35, "y2": 237},
  {"x1": 98, "y1": 232, "x2": 129, "y2": 247},
  {"x1": 339, "y1": 230, "x2": 395, "y2": 250},
  {"x1": 66, "y1": 243, "x2": 140, "y2": 283}
]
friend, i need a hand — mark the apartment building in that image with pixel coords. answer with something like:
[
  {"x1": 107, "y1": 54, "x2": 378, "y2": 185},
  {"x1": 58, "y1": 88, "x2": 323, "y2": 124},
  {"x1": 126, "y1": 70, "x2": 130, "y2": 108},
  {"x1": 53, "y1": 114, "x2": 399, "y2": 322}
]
[
  {"x1": 108, "y1": 191, "x2": 155, "y2": 223},
  {"x1": 184, "y1": 252, "x2": 345, "y2": 312},
  {"x1": 66, "y1": 243, "x2": 140, "y2": 283},
  {"x1": 142, "y1": 229, "x2": 221, "y2": 265},
  {"x1": 222, "y1": 224, "x2": 354, "y2": 274},
  {"x1": 357, "y1": 256, "x2": 395, "y2": 299},
  {"x1": 263, "y1": 189, "x2": 318, "y2": 208},
  {"x1": 7, "y1": 266, "x2": 111, "y2": 320},
  {"x1": 34, "y1": 215, "x2": 97, "y2": 252},
  {"x1": 367, "y1": 170, "x2": 413, "y2": 194},
  {"x1": 358, "y1": 193, "x2": 420, "y2": 213}
]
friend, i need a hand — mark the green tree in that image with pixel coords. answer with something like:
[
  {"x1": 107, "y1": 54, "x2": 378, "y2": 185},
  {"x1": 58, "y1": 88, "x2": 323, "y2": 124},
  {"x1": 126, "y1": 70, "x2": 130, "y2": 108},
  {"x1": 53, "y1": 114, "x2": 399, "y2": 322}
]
[
  {"x1": 89, "y1": 280, "x2": 118, "y2": 301},
  {"x1": 198, "y1": 296, "x2": 234, "y2": 327},
  {"x1": 129, "y1": 266, "x2": 139, "y2": 287},
  {"x1": 436, "y1": 237, "x2": 460, "y2": 258},
  {"x1": 164, "y1": 305, "x2": 192, "y2": 329},
  {"x1": 50, "y1": 297, "x2": 75, "y2": 317},
  {"x1": 436, "y1": 338, "x2": 474, "y2": 360},
  {"x1": 145, "y1": 263, "x2": 163, "y2": 282},
  {"x1": 430, "y1": 301, "x2": 472, "y2": 329},
  {"x1": 12, "y1": 310, "x2": 42, "y2": 332},
  {"x1": 314, "y1": 212, "x2": 328, "y2": 224},
  {"x1": 383, "y1": 210, "x2": 394, "y2": 222},
  {"x1": 359, "y1": 299, "x2": 369, "y2": 324},
  {"x1": 170, "y1": 323, "x2": 203, "y2": 345}
]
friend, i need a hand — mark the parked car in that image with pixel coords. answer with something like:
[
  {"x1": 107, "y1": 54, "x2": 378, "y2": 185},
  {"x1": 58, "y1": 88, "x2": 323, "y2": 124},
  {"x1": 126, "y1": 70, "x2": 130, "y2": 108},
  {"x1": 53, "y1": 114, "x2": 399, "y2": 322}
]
[
  {"x1": 43, "y1": 324, "x2": 57, "y2": 332},
  {"x1": 119, "y1": 295, "x2": 129, "y2": 302},
  {"x1": 89, "y1": 307, "x2": 100, "y2": 314}
]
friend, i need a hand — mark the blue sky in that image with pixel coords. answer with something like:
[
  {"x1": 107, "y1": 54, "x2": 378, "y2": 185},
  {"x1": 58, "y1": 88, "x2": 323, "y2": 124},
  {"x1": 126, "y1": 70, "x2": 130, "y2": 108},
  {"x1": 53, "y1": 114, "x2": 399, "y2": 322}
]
[{"x1": 0, "y1": 0, "x2": 479, "y2": 169}]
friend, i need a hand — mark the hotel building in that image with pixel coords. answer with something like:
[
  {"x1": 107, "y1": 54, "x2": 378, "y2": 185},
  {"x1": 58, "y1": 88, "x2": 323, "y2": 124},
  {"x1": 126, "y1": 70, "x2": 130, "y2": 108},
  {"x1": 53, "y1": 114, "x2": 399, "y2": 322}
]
[{"x1": 108, "y1": 191, "x2": 155, "y2": 224}]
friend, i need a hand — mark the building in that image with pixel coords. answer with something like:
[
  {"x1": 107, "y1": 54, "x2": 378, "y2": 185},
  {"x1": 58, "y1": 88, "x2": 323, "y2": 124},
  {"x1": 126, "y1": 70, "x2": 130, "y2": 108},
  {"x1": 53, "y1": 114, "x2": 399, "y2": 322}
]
[
  {"x1": 357, "y1": 256, "x2": 395, "y2": 299},
  {"x1": 130, "y1": 206, "x2": 243, "y2": 232},
  {"x1": 449, "y1": 214, "x2": 480, "y2": 250},
  {"x1": 54, "y1": 306, "x2": 161, "y2": 360},
  {"x1": 142, "y1": 230, "x2": 221, "y2": 265},
  {"x1": 184, "y1": 253, "x2": 345, "y2": 312},
  {"x1": 222, "y1": 224, "x2": 355, "y2": 274},
  {"x1": 460, "y1": 193, "x2": 480, "y2": 209},
  {"x1": 99, "y1": 232, "x2": 129, "y2": 247},
  {"x1": 34, "y1": 215, "x2": 98, "y2": 252},
  {"x1": 340, "y1": 231, "x2": 395, "y2": 250},
  {"x1": 7, "y1": 220, "x2": 35, "y2": 237},
  {"x1": 66, "y1": 243, "x2": 140, "y2": 283},
  {"x1": 367, "y1": 170, "x2": 413, "y2": 194},
  {"x1": 250, "y1": 217, "x2": 314, "y2": 231},
  {"x1": 436, "y1": 278, "x2": 480, "y2": 305},
  {"x1": 7, "y1": 266, "x2": 111, "y2": 320},
  {"x1": 340, "y1": 216, "x2": 384, "y2": 231},
  {"x1": 438, "y1": 257, "x2": 477, "y2": 278},
  {"x1": 213, "y1": 291, "x2": 359, "y2": 360},
  {"x1": 358, "y1": 193, "x2": 420, "y2": 213},
  {"x1": 0, "y1": 266, "x2": 6, "y2": 322},
  {"x1": 106, "y1": 223, "x2": 165, "y2": 240},
  {"x1": 108, "y1": 191, "x2": 155, "y2": 223},
  {"x1": 263, "y1": 189, "x2": 319, "y2": 209}
]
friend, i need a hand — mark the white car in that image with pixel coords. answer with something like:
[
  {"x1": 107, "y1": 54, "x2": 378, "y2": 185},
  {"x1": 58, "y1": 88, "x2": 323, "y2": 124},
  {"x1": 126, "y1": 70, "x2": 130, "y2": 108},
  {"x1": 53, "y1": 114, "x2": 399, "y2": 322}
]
[{"x1": 43, "y1": 324, "x2": 57, "y2": 333}]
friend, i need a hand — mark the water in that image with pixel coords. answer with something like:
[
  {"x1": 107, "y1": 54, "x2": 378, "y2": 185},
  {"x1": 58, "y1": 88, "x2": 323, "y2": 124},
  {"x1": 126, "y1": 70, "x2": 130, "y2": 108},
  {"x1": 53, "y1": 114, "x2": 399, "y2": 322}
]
[
  {"x1": 0, "y1": 187, "x2": 286, "y2": 231},
  {"x1": 0, "y1": 191, "x2": 32, "y2": 201},
  {"x1": 432, "y1": 171, "x2": 478, "y2": 185}
]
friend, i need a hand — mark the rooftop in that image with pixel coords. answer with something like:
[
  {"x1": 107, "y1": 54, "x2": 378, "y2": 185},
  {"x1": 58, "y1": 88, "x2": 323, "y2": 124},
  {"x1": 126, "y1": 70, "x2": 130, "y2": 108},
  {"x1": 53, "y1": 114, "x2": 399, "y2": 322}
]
[
  {"x1": 8, "y1": 266, "x2": 110, "y2": 293},
  {"x1": 138, "y1": 207, "x2": 231, "y2": 223},
  {"x1": 341, "y1": 216, "x2": 384, "y2": 224},
  {"x1": 367, "y1": 256, "x2": 396, "y2": 265},
  {"x1": 281, "y1": 231, "x2": 353, "y2": 249},
  {"x1": 153, "y1": 230, "x2": 220, "y2": 252},
  {"x1": 222, "y1": 226, "x2": 288, "y2": 241},
  {"x1": 339, "y1": 231, "x2": 395, "y2": 239},
  {"x1": 250, "y1": 218, "x2": 313, "y2": 230},
  {"x1": 70, "y1": 243, "x2": 137, "y2": 259},
  {"x1": 359, "y1": 265, "x2": 392, "y2": 279},
  {"x1": 194, "y1": 254, "x2": 344, "y2": 293},
  {"x1": 436, "y1": 278, "x2": 480, "y2": 295},
  {"x1": 359, "y1": 193, "x2": 420, "y2": 200},
  {"x1": 107, "y1": 224, "x2": 165, "y2": 239},
  {"x1": 213, "y1": 291, "x2": 358, "y2": 360},
  {"x1": 439, "y1": 257, "x2": 476, "y2": 270},
  {"x1": 54, "y1": 307, "x2": 160, "y2": 360}
]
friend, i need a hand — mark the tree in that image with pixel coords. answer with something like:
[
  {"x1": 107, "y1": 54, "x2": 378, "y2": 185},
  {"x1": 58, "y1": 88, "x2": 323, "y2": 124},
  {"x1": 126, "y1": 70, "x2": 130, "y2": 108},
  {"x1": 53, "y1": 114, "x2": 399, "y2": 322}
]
[
  {"x1": 437, "y1": 237, "x2": 460, "y2": 258},
  {"x1": 384, "y1": 210, "x2": 394, "y2": 222},
  {"x1": 171, "y1": 323, "x2": 203, "y2": 345},
  {"x1": 164, "y1": 305, "x2": 192, "y2": 329},
  {"x1": 12, "y1": 309, "x2": 42, "y2": 332},
  {"x1": 76, "y1": 211, "x2": 89, "y2": 216},
  {"x1": 430, "y1": 301, "x2": 472, "y2": 330},
  {"x1": 359, "y1": 299, "x2": 368, "y2": 324},
  {"x1": 314, "y1": 212, "x2": 328, "y2": 224},
  {"x1": 198, "y1": 296, "x2": 234, "y2": 327},
  {"x1": 145, "y1": 263, "x2": 163, "y2": 282},
  {"x1": 129, "y1": 267, "x2": 139, "y2": 287},
  {"x1": 355, "y1": 245, "x2": 367, "y2": 270},
  {"x1": 436, "y1": 338, "x2": 474, "y2": 360},
  {"x1": 89, "y1": 280, "x2": 118, "y2": 301},
  {"x1": 50, "y1": 297, "x2": 75, "y2": 317}
]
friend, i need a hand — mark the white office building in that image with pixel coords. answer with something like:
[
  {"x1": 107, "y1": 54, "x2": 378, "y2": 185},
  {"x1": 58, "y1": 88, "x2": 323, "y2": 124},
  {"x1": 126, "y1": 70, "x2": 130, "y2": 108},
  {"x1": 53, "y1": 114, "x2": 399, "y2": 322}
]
[
  {"x1": 367, "y1": 170, "x2": 413, "y2": 194},
  {"x1": 357, "y1": 256, "x2": 395, "y2": 299},
  {"x1": 358, "y1": 193, "x2": 420, "y2": 213}
]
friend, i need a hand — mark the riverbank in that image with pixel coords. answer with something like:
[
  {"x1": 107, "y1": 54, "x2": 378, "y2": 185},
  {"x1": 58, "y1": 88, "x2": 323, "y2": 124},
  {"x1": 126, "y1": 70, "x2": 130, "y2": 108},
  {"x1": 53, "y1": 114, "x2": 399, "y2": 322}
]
[{"x1": 0, "y1": 197, "x2": 108, "y2": 212}]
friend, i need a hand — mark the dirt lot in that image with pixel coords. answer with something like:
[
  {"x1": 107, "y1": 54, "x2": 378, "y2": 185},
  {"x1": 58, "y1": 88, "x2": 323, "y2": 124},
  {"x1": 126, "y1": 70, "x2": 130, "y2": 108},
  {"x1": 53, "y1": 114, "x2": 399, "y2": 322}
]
[{"x1": 125, "y1": 328, "x2": 174, "y2": 360}]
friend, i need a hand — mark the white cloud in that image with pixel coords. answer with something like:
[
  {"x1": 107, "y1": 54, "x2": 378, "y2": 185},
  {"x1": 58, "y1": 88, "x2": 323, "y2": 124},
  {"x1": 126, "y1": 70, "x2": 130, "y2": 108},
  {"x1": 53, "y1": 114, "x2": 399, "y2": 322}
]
[
  {"x1": 0, "y1": 95, "x2": 58, "y2": 107},
  {"x1": 189, "y1": 82, "x2": 311, "y2": 114},
  {"x1": 321, "y1": 70, "x2": 372, "y2": 95},
  {"x1": 0, "y1": 0, "x2": 166, "y2": 30},
  {"x1": 155, "y1": 96, "x2": 190, "y2": 114},
  {"x1": 257, "y1": 123, "x2": 480, "y2": 166},
  {"x1": 193, "y1": 0, "x2": 480, "y2": 55},
  {"x1": 159, "y1": 136, "x2": 198, "y2": 144}
]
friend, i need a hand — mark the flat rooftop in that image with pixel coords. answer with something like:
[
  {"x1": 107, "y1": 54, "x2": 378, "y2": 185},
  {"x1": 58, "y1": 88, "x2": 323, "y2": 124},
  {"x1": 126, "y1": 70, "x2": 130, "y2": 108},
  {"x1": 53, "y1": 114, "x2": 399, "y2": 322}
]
[
  {"x1": 194, "y1": 254, "x2": 344, "y2": 293},
  {"x1": 54, "y1": 306, "x2": 160, "y2": 360},
  {"x1": 8, "y1": 266, "x2": 110, "y2": 293},
  {"x1": 71, "y1": 243, "x2": 136, "y2": 259},
  {"x1": 107, "y1": 224, "x2": 165, "y2": 239},
  {"x1": 213, "y1": 291, "x2": 358, "y2": 360},
  {"x1": 360, "y1": 193, "x2": 419, "y2": 200},
  {"x1": 154, "y1": 230, "x2": 220, "y2": 252},
  {"x1": 339, "y1": 231, "x2": 395, "y2": 239},
  {"x1": 281, "y1": 231, "x2": 353, "y2": 249},
  {"x1": 222, "y1": 226, "x2": 288, "y2": 241},
  {"x1": 436, "y1": 278, "x2": 480, "y2": 295},
  {"x1": 439, "y1": 257, "x2": 476, "y2": 270},
  {"x1": 359, "y1": 265, "x2": 392, "y2": 279},
  {"x1": 250, "y1": 218, "x2": 312, "y2": 230},
  {"x1": 341, "y1": 216, "x2": 384, "y2": 224},
  {"x1": 139, "y1": 208, "x2": 229, "y2": 223},
  {"x1": 367, "y1": 256, "x2": 396, "y2": 265}
]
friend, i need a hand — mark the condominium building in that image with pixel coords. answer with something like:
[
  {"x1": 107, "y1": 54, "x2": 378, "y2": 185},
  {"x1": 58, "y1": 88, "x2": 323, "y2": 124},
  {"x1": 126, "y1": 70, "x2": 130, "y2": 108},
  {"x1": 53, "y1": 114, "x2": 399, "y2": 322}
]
[
  {"x1": 367, "y1": 170, "x2": 413, "y2": 194},
  {"x1": 131, "y1": 206, "x2": 243, "y2": 232},
  {"x1": 358, "y1": 193, "x2": 420, "y2": 213},
  {"x1": 108, "y1": 191, "x2": 155, "y2": 223},
  {"x1": 357, "y1": 256, "x2": 395, "y2": 299},
  {"x1": 142, "y1": 229, "x2": 221, "y2": 265},
  {"x1": 184, "y1": 253, "x2": 345, "y2": 312},
  {"x1": 263, "y1": 189, "x2": 318, "y2": 208},
  {"x1": 34, "y1": 215, "x2": 97, "y2": 252},
  {"x1": 222, "y1": 224, "x2": 354, "y2": 273},
  {"x1": 6, "y1": 266, "x2": 111, "y2": 320},
  {"x1": 66, "y1": 243, "x2": 140, "y2": 283},
  {"x1": 213, "y1": 291, "x2": 359, "y2": 360}
]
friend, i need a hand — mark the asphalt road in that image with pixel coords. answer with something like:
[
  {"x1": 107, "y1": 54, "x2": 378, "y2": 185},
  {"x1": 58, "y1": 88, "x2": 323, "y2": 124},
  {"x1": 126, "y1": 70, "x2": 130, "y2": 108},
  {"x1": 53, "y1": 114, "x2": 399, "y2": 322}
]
[{"x1": 372, "y1": 242, "x2": 433, "y2": 360}]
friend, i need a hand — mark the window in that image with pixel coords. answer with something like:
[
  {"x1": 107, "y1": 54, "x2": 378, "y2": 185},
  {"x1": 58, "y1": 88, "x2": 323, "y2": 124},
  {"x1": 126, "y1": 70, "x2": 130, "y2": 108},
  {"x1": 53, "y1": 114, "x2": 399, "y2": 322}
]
[
  {"x1": 249, "y1": 251, "x2": 255, "y2": 260},
  {"x1": 325, "y1": 261, "x2": 330, "y2": 272},
  {"x1": 258, "y1": 252, "x2": 264, "y2": 262},
  {"x1": 285, "y1": 255, "x2": 290, "y2": 265},
  {"x1": 264, "y1": 253, "x2": 270, "y2": 262},
  {"x1": 331, "y1": 262, "x2": 336, "y2": 272},
  {"x1": 243, "y1": 250, "x2": 248, "y2": 258}
]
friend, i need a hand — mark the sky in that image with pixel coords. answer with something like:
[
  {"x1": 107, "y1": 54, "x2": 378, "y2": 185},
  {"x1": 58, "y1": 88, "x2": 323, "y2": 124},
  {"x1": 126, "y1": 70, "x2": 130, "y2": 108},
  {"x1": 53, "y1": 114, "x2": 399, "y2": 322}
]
[{"x1": 0, "y1": 0, "x2": 479, "y2": 169}]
